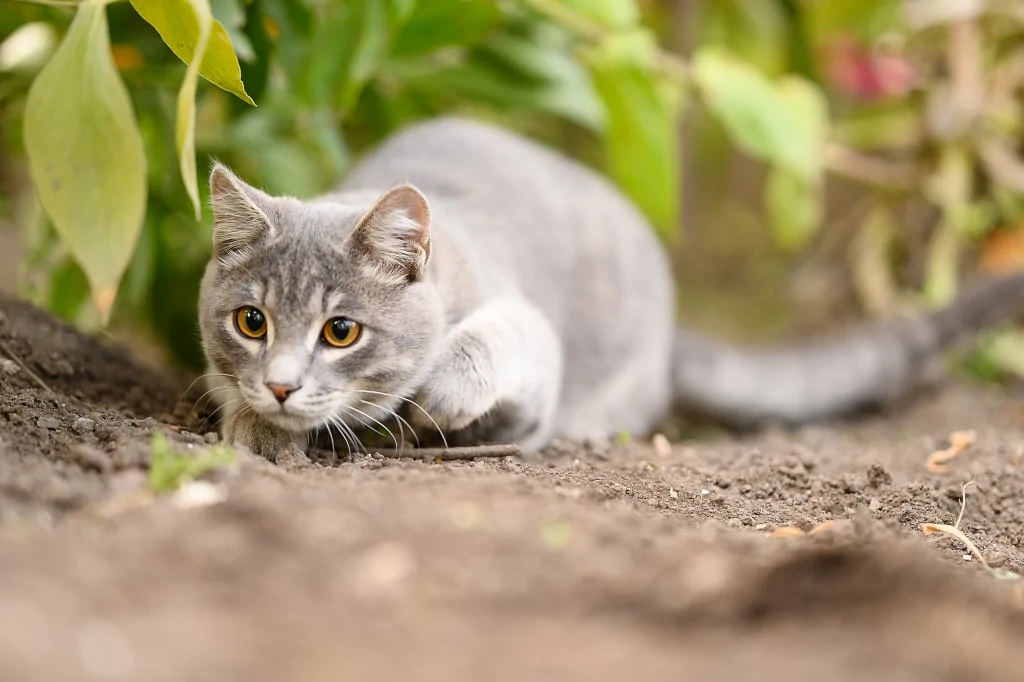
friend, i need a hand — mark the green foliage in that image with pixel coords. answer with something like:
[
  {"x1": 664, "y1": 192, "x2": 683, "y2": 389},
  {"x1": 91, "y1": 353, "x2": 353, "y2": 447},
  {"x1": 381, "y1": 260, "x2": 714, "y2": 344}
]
[
  {"x1": 23, "y1": 1, "x2": 147, "y2": 321},
  {"x1": 148, "y1": 430, "x2": 236, "y2": 494},
  {"x1": 2, "y1": 0, "x2": 1023, "y2": 378}
]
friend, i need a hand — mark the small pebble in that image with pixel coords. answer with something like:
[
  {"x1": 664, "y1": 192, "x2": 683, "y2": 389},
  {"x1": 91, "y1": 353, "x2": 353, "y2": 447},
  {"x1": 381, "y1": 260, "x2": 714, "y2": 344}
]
[
  {"x1": 869, "y1": 497, "x2": 881, "y2": 512},
  {"x1": 73, "y1": 417, "x2": 95, "y2": 434},
  {"x1": 172, "y1": 481, "x2": 228, "y2": 509},
  {"x1": 204, "y1": 431, "x2": 219, "y2": 444},
  {"x1": 726, "y1": 517, "x2": 742, "y2": 528},
  {"x1": 651, "y1": 433, "x2": 671, "y2": 458},
  {"x1": 0, "y1": 358, "x2": 19, "y2": 375},
  {"x1": 669, "y1": 488, "x2": 678, "y2": 499},
  {"x1": 36, "y1": 416, "x2": 60, "y2": 430}
]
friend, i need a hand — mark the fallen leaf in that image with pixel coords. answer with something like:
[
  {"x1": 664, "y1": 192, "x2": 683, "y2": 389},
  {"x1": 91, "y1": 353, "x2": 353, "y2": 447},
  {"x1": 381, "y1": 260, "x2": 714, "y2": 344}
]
[
  {"x1": 768, "y1": 527, "x2": 806, "y2": 538},
  {"x1": 926, "y1": 429, "x2": 977, "y2": 473},
  {"x1": 979, "y1": 222, "x2": 1024, "y2": 275},
  {"x1": 808, "y1": 520, "x2": 835, "y2": 535},
  {"x1": 921, "y1": 523, "x2": 989, "y2": 567}
]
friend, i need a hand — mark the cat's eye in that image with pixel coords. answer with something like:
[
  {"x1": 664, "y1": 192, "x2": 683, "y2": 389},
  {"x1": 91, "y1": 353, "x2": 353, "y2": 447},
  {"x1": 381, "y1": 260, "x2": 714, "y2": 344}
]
[
  {"x1": 235, "y1": 306, "x2": 267, "y2": 339},
  {"x1": 322, "y1": 317, "x2": 361, "y2": 348}
]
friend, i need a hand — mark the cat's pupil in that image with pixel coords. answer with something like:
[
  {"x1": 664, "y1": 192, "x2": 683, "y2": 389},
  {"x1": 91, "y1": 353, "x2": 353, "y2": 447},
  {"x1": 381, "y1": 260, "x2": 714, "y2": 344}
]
[
  {"x1": 332, "y1": 318, "x2": 353, "y2": 338},
  {"x1": 243, "y1": 308, "x2": 264, "y2": 333}
]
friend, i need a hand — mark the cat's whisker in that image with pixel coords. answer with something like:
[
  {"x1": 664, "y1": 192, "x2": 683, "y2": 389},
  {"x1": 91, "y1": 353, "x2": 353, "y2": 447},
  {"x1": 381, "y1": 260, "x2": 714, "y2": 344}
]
[
  {"x1": 352, "y1": 389, "x2": 448, "y2": 448},
  {"x1": 359, "y1": 399, "x2": 420, "y2": 448},
  {"x1": 175, "y1": 373, "x2": 239, "y2": 416},
  {"x1": 342, "y1": 404, "x2": 402, "y2": 452},
  {"x1": 190, "y1": 384, "x2": 240, "y2": 416},
  {"x1": 319, "y1": 423, "x2": 338, "y2": 466},
  {"x1": 207, "y1": 397, "x2": 244, "y2": 423},
  {"x1": 327, "y1": 415, "x2": 354, "y2": 459},
  {"x1": 331, "y1": 415, "x2": 361, "y2": 457}
]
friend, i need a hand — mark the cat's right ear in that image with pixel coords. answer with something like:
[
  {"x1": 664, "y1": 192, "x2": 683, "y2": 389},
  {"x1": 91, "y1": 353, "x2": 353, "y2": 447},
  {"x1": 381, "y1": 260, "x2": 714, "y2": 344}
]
[{"x1": 209, "y1": 163, "x2": 274, "y2": 265}]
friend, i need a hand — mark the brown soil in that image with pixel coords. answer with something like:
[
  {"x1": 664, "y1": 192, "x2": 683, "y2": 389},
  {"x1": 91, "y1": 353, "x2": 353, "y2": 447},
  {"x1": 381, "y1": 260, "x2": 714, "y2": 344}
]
[{"x1": 3, "y1": 293, "x2": 1024, "y2": 681}]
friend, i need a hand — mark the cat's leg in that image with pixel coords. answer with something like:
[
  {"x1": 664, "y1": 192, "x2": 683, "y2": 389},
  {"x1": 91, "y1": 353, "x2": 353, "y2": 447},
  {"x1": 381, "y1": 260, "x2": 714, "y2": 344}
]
[
  {"x1": 411, "y1": 297, "x2": 563, "y2": 452},
  {"x1": 223, "y1": 408, "x2": 308, "y2": 461}
]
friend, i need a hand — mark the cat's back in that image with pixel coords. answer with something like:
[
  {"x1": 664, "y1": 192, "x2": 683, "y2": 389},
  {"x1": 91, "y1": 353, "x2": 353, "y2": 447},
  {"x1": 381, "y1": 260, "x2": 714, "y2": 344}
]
[{"x1": 338, "y1": 116, "x2": 671, "y2": 301}]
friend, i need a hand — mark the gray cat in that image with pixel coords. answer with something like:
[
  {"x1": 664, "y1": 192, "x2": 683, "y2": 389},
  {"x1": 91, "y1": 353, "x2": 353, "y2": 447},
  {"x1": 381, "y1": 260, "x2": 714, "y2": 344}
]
[{"x1": 198, "y1": 116, "x2": 1024, "y2": 459}]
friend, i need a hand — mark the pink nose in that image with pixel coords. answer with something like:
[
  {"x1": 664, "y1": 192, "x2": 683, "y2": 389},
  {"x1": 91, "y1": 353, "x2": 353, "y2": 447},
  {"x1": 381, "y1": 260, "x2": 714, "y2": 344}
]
[{"x1": 266, "y1": 382, "x2": 299, "y2": 403}]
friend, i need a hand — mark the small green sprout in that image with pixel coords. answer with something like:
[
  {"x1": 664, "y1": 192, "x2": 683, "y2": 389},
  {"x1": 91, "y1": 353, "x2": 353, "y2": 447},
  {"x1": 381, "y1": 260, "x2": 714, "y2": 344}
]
[{"x1": 148, "y1": 430, "x2": 236, "y2": 494}]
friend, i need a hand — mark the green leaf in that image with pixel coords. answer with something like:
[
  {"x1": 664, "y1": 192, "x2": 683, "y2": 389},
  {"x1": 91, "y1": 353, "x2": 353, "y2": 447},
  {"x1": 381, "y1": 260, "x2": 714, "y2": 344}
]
[
  {"x1": 764, "y1": 165, "x2": 823, "y2": 251},
  {"x1": 176, "y1": 0, "x2": 214, "y2": 220},
  {"x1": 130, "y1": 0, "x2": 255, "y2": 105},
  {"x1": 555, "y1": 0, "x2": 638, "y2": 29},
  {"x1": 392, "y1": 0, "x2": 502, "y2": 56},
  {"x1": 24, "y1": 1, "x2": 147, "y2": 321},
  {"x1": 700, "y1": 0, "x2": 791, "y2": 76},
  {"x1": 210, "y1": 0, "x2": 254, "y2": 62},
  {"x1": 589, "y1": 60, "x2": 681, "y2": 239},
  {"x1": 692, "y1": 48, "x2": 828, "y2": 180},
  {"x1": 297, "y1": 0, "x2": 390, "y2": 111}
]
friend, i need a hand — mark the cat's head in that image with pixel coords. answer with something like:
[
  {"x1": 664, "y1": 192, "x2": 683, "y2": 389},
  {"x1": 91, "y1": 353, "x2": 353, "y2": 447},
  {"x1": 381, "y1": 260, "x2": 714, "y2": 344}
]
[{"x1": 198, "y1": 163, "x2": 444, "y2": 434}]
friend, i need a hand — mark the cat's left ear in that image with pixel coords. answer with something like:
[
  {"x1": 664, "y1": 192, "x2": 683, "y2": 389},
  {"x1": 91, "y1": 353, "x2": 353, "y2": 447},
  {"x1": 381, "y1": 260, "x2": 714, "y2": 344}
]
[
  {"x1": 209, "y1": 162, "x2": 275, "y2": 265},
  {"x1": 350, "y1": 184, "x2": 432, "y2": 283}
]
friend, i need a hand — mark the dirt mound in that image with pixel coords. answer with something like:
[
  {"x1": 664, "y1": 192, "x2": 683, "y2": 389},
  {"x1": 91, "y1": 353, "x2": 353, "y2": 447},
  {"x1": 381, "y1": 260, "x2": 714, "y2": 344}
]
[{"x1": 2, "y1": 295, "x2": 1024, "y2": 681}]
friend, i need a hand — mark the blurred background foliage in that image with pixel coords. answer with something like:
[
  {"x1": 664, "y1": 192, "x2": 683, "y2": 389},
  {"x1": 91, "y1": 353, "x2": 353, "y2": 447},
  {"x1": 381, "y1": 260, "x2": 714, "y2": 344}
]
[{"x1": 1, "y1": 0, "x2": 1023, "y2": 377}]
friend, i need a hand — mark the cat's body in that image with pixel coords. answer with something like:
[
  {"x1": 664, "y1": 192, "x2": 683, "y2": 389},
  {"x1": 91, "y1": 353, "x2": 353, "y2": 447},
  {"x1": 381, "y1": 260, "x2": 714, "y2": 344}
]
[{"x1": 199, "y1": 117, "x2": 1024, "y2": 459}]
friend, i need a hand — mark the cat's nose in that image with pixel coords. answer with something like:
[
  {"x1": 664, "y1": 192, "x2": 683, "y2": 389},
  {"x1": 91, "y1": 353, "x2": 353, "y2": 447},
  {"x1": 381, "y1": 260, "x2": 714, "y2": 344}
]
[{"x1": 265, "y1": 382, "x2": 300, "y2": 403}]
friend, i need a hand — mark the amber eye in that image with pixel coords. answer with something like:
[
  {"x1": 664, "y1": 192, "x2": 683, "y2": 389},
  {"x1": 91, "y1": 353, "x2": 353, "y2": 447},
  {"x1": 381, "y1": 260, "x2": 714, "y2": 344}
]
[
  {"x1": 235, "y1": 306, "x2": 267, "y2": 339},
  {"x1": 322, "y1": 317, "x2": 361, "y2": 348}
]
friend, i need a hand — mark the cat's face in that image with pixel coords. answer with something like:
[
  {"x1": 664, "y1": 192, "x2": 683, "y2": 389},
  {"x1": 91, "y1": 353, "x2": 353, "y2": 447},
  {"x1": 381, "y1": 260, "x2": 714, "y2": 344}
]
[{"x1": 198, "y1": 164, "x2": 444, "y2": 434}]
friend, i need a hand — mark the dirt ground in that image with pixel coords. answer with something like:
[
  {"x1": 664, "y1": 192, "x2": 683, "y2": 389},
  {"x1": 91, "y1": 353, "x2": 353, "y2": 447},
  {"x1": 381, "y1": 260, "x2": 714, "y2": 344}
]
[{"x1": 3, "y1": 293, "x2": 1024, "y2": 682}]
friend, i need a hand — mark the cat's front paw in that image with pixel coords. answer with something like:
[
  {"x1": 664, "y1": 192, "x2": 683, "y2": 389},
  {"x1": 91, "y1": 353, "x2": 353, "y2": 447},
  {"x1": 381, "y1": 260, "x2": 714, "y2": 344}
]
[
  {"x1": 224, "y1": 410, "x2": 307, "y2": 462},
  {"x1": 411, "y1": 364, "x2": 500, "y2": 437}
]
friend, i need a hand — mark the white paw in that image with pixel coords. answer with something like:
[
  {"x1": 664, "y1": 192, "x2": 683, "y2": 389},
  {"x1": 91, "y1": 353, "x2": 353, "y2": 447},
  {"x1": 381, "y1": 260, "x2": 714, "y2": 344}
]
[{"x1": 411, "y1": 368, "x2": 499, "y2": 434}]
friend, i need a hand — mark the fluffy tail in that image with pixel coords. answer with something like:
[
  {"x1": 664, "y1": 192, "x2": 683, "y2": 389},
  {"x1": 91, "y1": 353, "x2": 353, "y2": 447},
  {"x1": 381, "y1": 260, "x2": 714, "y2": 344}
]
[{"x1": 673, "y1": 271, "x2": 1024, "y2": 426}]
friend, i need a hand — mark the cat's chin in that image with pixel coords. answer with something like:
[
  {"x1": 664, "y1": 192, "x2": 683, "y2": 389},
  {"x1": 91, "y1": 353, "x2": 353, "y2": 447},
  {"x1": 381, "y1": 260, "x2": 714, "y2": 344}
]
[{"x1": 254, "y1": 409, "x2": 325, "y2": 433}]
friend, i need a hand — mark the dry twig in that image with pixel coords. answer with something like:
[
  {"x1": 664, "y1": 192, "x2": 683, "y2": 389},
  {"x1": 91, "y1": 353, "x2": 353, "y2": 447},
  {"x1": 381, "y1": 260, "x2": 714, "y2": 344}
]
[
  {"x1": 375, "y1": 444, "x2": 521, "y2": 461},
  {"x1": 0, "y1": 339, "x2": 53, "y2": 394}
]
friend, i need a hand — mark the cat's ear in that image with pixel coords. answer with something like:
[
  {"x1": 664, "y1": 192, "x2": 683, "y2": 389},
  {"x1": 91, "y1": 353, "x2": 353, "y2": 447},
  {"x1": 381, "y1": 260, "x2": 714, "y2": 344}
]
[
  {"x1": 209, "y1": 163, "x2": 274, "y2": 264},
  {"x1": 350, "y1": 184, "x2": 432, "y2": 283}
]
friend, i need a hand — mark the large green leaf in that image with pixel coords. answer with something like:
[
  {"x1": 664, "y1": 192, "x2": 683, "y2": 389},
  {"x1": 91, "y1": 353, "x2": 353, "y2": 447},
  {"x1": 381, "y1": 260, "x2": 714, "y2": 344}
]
[
  {"x1": 176, "y1": 0, "x2": 213, "y2": 219},
  {"x1": 692, "y1": 48, "x2": 828, "y2": 180},
  {"x1": 130, "y1": 0, "x2": 254, "y2": 105},
  {"x1": 23, "y1": 0, "x2": 147, "y2": 321},
  {"x1": 588, "y1": 62, "x2": 680, "y2": 239}
]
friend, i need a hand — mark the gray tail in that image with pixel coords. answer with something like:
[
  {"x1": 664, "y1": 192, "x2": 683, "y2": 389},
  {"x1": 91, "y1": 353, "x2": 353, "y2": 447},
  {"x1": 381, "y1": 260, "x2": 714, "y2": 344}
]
[{"x1": 673, "y1": 271, "x2": 1024, "y2": 426}]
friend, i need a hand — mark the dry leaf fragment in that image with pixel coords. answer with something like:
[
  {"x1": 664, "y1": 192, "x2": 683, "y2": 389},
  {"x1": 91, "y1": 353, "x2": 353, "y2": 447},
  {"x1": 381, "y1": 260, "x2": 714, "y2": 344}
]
[
  {"x1": 808, "y1": 520, "x2": 835, "y2": 535},
  {"x1": 979, "y1": 222, "x2": 1024, "y2": 275},
  {"x1": 926, "y1": 429, "x2": 977, "y2": 473},
  {"x1": 652, "y1": 433, "x2": 672, "y2": 458},
  {"x1": 768, "y1": 527, "x2": 806, "y2": 539},
  {"x1": 921, "y1": 523, "x2": 989, "y2": 567}
]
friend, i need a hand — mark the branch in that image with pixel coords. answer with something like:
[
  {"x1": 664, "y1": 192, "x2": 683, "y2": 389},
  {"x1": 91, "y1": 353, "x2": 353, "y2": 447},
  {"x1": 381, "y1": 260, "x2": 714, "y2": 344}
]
[
  {"x1": 375, "y1": 444, "x2": 521, "y2": 461},
  {"x1": 823, "y1": 142, "x2": 919, "y2": 191}
]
